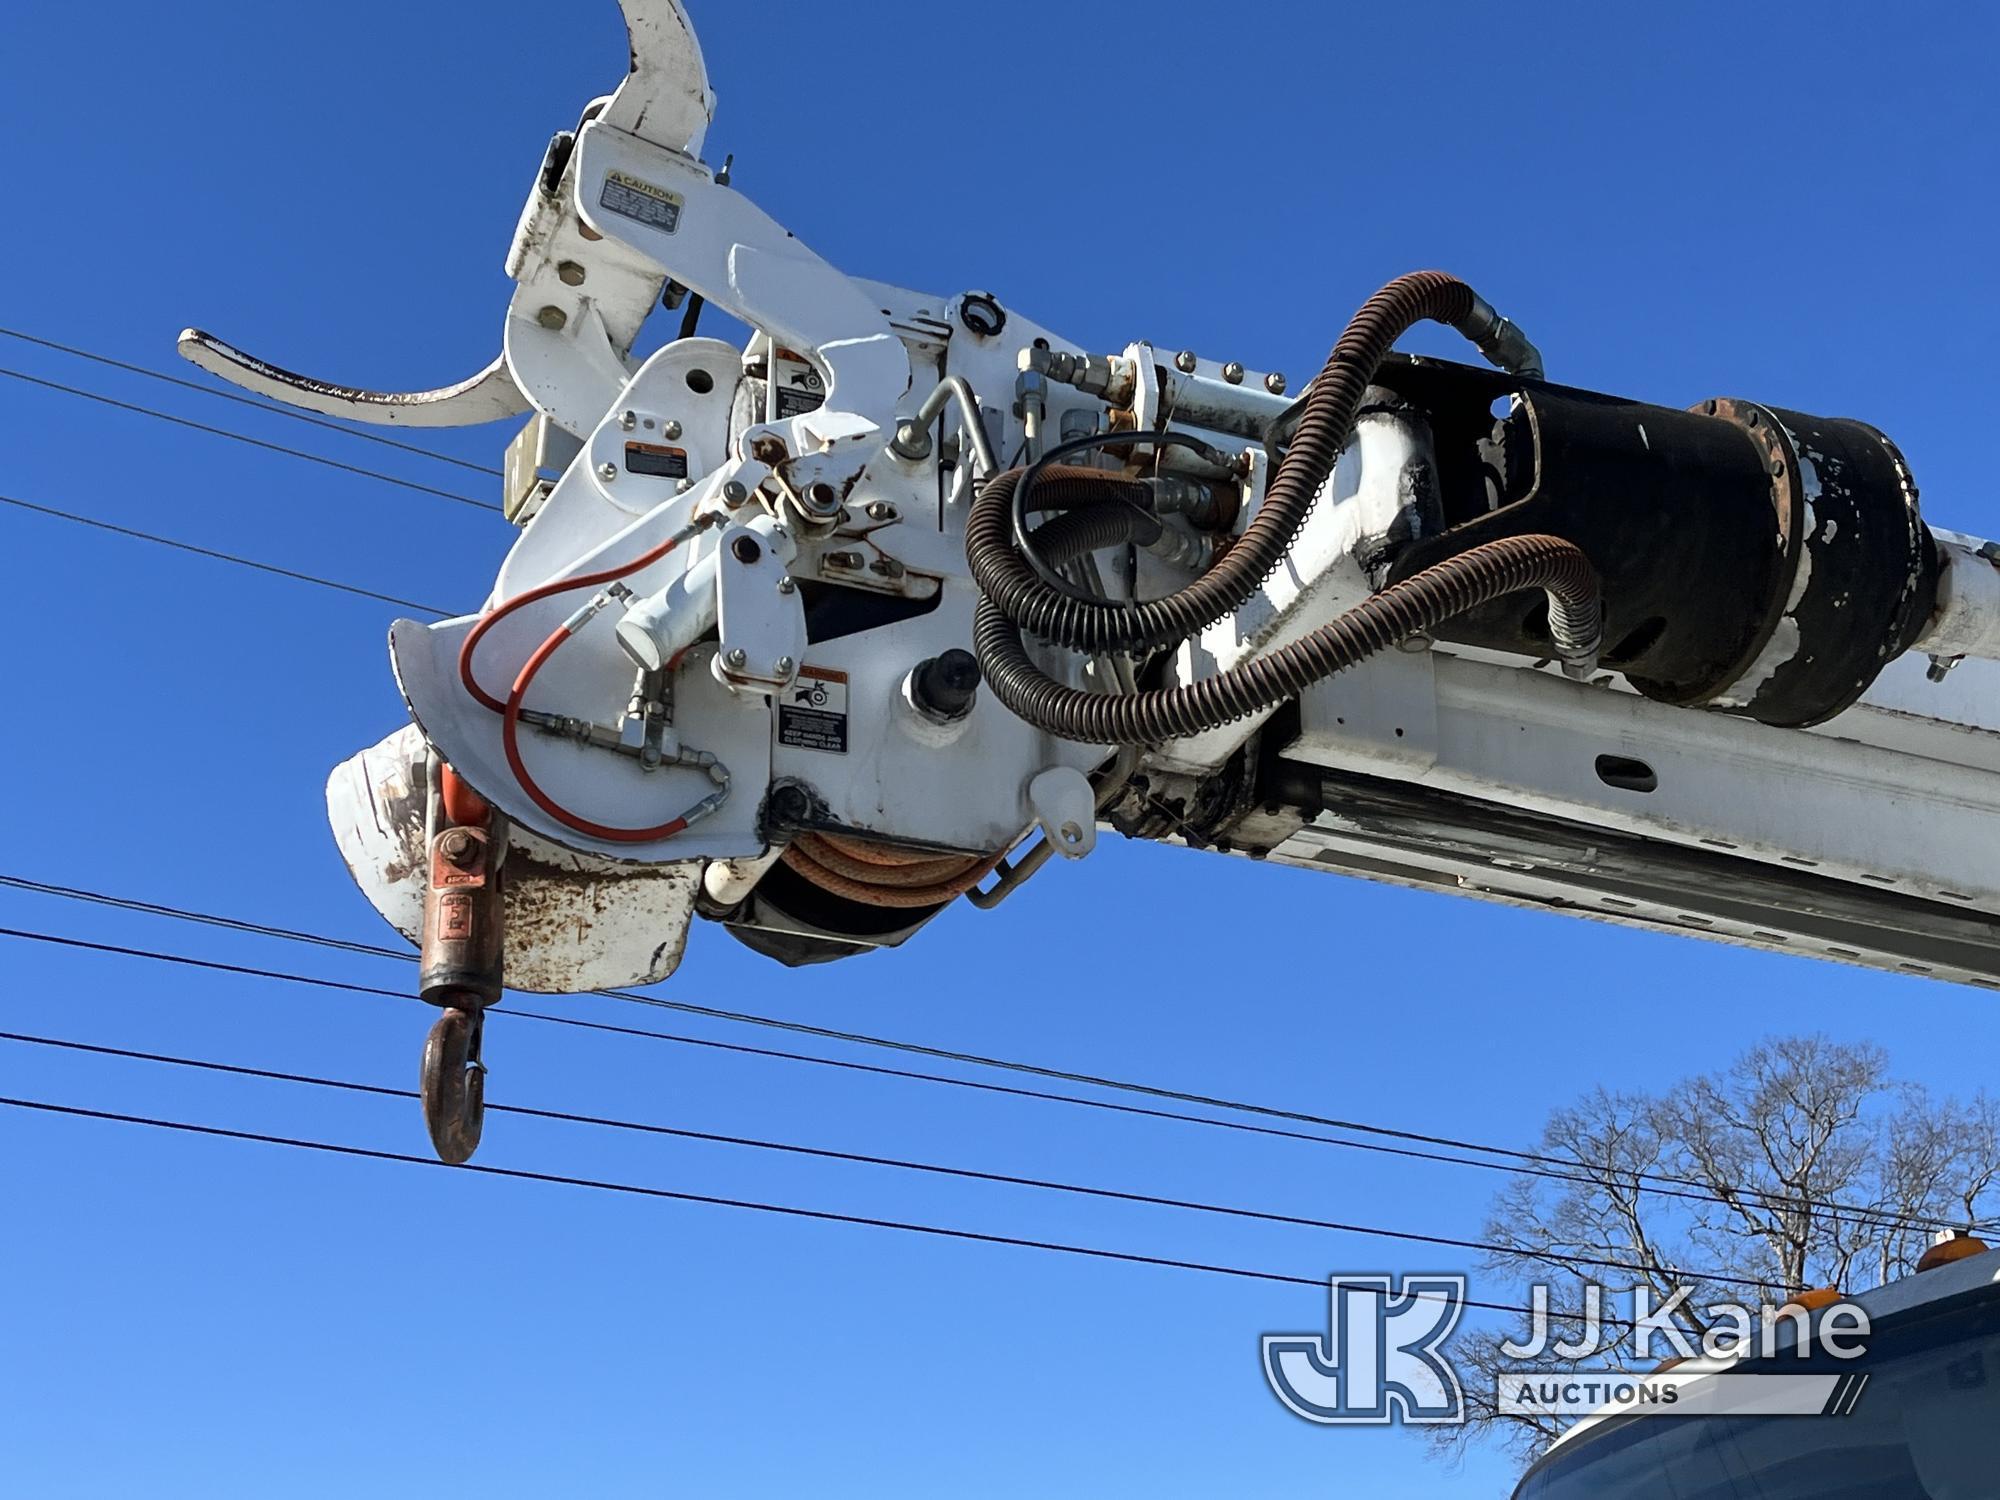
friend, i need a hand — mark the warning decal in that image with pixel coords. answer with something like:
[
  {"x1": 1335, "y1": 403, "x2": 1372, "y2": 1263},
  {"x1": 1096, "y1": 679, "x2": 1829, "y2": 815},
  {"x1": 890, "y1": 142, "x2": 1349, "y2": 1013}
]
[
  {"x1": 599, "y1": 170, "x2": 683, "y2": 233},
  {"x1": 774, "y1": 385, "x2": 824, "y2": 419},
  {"x1": 778, "y1": 665, "x2": 849, "y2": 753},
  {"x1": 624, "y1": 441, "x2": 689, "y2": 480},
  {"x1": 769, "y1": 346, "x2": 826, "y2": 420}
]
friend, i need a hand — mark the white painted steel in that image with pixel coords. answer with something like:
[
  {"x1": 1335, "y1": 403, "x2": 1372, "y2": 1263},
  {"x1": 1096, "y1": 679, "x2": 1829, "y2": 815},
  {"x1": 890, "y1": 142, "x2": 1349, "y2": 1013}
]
[
  {"x1": 326, "y1": 724, "x2": 700, "y2": 990},
  {"x1": 1917, "y1": 531, "x2": 2000, "y2": 663}
]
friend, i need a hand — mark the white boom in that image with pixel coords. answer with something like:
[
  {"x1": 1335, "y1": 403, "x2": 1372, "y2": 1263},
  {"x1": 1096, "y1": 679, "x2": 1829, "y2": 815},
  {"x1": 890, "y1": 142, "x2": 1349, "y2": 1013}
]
[{"x1": 183, "y1": 1, "x2": 2000, "y2": 1161}]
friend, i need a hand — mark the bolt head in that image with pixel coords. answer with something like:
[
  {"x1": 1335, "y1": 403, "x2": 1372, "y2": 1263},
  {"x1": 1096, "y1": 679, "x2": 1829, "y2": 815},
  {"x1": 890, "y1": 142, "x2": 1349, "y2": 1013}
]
[
  {"x1": 557, "y1": 260, "x2": 587, "y2": 287},
  {"x1": 865, "y1": 500, "x2": 895, "y2": 521},
  {"x1": 439, "y1": 828, "x2": 479, "y2": 866},
  {"x1": 1264, "y1": 371, "x2": 1288, "y2": 395},
  {"x1": 662, "y1": 419, "x2": 683, "y2": 440},
  {"x1": 1174, "y1": 349, "x2": 1199, "y2": 374},
  {"x1": 775, "y1": 656, "x2": 795, "y2": 675},
  {"x1": 721, "y1": 480, "x2": 749, "y2": 505},
  {"x1": 618, "y1": 410, "x2": 637, "y2": 431},
  {"x1": 1221, "y1": 361, "x2": 1246, "y2": 385},
  {"x1": 890, "y1": 417, "x2": 934, "y2": 461},
  {"x1": 723, "y1": 647, "x2": 748, "y2": 669},
  {"x1": 777, "y1": 576, "x2": 797, "y2": 594},
  {"x1": 597, "y1": 461, "x2": 619, "y2": 482},
  {"x1": 536, "y1": 304, "x2": 569, "y2": 331},
  {"x1": 675, "y1": 478, "x2": 693, "y2": 493}
]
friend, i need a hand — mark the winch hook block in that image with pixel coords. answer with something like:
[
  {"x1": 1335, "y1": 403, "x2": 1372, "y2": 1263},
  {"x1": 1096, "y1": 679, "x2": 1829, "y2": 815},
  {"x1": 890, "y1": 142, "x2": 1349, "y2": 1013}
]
[{"x1": 417, "y1": 760, "x2": 505, "y2": 1164}]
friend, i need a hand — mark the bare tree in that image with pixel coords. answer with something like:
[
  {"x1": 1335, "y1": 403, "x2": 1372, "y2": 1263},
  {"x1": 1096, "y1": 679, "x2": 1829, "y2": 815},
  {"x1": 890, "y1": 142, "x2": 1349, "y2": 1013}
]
[{"x1": 1430, "y1": 1034, "x2": 1998, "y2": 1469}]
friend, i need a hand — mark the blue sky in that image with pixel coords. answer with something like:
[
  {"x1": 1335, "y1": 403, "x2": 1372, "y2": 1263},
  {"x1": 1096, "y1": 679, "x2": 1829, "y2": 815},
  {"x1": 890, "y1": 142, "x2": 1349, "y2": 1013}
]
[{"x1": 2, "y1": 2, "x2": 1997, "y2": 1495}]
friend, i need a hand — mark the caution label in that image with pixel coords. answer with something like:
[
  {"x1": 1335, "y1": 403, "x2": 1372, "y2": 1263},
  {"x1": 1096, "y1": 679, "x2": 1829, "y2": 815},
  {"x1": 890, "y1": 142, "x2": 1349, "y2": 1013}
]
[
  {"x1": 624, "y1": 441, "x2": 689, "y2": 480},
  {"x1": 600, "y1": 170, "x2": 683, "y2": 233},
  {"x1": 778, "y1": 665, "x2": 848, "y2": 753},
  {"x1": 774, "y1": 385, "x2": 824, "y2": 419},
  {"x1": 770, "y1": 346, "x2": 825, "y2": 420}
]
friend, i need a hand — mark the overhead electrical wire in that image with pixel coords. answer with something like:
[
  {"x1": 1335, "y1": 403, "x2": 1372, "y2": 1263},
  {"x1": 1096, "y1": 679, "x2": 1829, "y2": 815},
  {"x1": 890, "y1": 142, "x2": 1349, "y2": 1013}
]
[
  {"x1": 0, "y1": 495, "x2": 449, "y2": 616},
  {"x1": 0, "y1": 327, "x2": 503, "y2": 478},
  {"x1": 3, "y1": 910, "x2": 1978, "y2": 1241},
  {"x1": 0, "y1": 365, "x2": 496, "y2": 512},
  {"x1": 0, "y1": 1026, "x2": 1786, "y2": 1291},
  {"x1": 4, "y1": 917, "x2": 1636, "y2": 1188},
  {"x1": 0, "y1": 1092, "x2": 1658, "y2": 1329},
  {"x1": 0, "y1": 898, "x2": 1980, "y2": 1243}
]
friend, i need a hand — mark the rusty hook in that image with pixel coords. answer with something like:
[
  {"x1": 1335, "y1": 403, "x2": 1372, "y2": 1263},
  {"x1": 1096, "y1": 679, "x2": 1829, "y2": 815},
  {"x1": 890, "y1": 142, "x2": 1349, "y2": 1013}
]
[
  {"x1": 417, "y1": 756, "x2": 503, "y2": 1164},
  {"x1": 420, "y1": 1002, "x2": 486, "y2": 1164}
]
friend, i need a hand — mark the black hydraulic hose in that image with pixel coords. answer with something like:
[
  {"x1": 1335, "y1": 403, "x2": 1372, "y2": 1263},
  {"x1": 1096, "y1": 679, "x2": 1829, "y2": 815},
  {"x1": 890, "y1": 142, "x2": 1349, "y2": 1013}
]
[
  {"x1": 975, "y1": 533, "x2": 1599, "y2": 744},
  {"x1": 1011, "y1": 429, "x2": 1227, "y2": 605},
  {"x1": 1020, "y1": 486, "x2": 1160, "y2": 572},
  {"x1": 970, "y1": 467, "x2": 1158, "y2": 651},
  {"x1": 967, "y1": 271, "x2": 1489, "y2": 656}
]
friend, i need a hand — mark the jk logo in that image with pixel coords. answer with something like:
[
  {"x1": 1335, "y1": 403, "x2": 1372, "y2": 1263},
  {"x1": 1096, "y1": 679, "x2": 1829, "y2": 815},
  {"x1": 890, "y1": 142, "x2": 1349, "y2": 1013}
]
[{"x1": 1262, "y1": 1274, "x2": 1467, "y2": 1425}]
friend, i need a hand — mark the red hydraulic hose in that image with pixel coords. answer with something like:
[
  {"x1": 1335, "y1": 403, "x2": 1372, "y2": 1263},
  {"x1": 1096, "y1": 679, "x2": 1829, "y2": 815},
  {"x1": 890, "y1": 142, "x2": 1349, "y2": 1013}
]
[
  {"x1": 500, "y1": 614, "x2": 698, "y2": 843},
  {"x1": 458, "y1": 525, "x2": 700, "y2": 713},
  {"x1": 457, "y1": 517, "x2": 713, "y2": 841}
]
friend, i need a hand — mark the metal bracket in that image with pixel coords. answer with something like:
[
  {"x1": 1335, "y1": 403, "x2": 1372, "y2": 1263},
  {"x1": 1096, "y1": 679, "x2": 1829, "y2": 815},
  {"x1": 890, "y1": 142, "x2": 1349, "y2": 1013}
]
[
  {"x1": 714, "y1": 520, "x2": 804, "y2": 694},
  {"x1": 1028, "y1": 767, "x2": 1097, "y2": 859}
]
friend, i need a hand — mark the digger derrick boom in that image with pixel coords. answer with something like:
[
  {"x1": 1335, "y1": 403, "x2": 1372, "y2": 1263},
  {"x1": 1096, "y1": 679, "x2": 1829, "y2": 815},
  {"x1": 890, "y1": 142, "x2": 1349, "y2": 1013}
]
[{"x1": 184, "y1": 0, "x2": 2000, "y2": 1158}]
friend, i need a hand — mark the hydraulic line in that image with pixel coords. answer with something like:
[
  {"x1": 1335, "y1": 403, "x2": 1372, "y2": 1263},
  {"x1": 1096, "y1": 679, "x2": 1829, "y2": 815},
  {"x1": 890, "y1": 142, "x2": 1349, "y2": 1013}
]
[
  {"x1": 781, "y1": 833, "x2": 1002, "y2": 910},
  {"x1": 457, "y1": 514, "x2": 726, "y2": 842},
  {"x1": 458, "y1": 516, "x2": 710, "y2": 713},
  {"x1": 500, "y1": 601, "x2": 729, "y2": 843},
  {"x1": 965, "y1": 269, "x2": 1600, "y2": 743},
  {"x1": 966, "y1": 271, "x2": 1502, "y2": 656},
  {"x1": 1006, "y1": 431, "x2": 1227, "y2": 606},
  {"x1": 976, "y1": 531, "x2": 1598, "y2": 744},
  {"x1": 800, "y1": 833, "x2": 991, "y2": 887}
]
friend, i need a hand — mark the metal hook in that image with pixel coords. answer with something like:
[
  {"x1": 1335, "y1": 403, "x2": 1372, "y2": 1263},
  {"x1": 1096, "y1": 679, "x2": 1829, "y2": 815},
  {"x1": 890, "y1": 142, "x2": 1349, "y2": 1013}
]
[{"x1": 420, "y1": 1003, "x2": 486, "y2": 1164}]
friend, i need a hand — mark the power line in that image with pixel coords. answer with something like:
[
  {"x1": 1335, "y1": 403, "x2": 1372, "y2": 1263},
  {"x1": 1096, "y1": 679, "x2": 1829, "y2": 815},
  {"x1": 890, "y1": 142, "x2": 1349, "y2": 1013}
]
[
  {"x1": 0, "y1": 327, "x2": 502, "y2": 478},
  {"x1": 0, "y1": 899, "x2": 1977, "y2": 1242},
  {"x1": 9, "y1": 917, "x2": 1598, "y2": 1176},
  {"x1": 10, "y1": 877, "x2": 1977, "y2": 1240},
  {"x1": 0, "y1": 876, "x2": 1713, "y2": 1201},
  {"x1": 0, "y1": 495, "x2": 449, "y2": 616},
  {"x1": 0, "y1": 366, "x2": 496, "y2": 512},
  {"x1": 11, "y1": 877, "x2": 1593, "y2": 1181},
  {"x1": 9, "y1": 919, "x2": 1582, "y2": 1179},
  {"x1": 0, "y1": 1026, "x2": 1783, "y2": 1290},
  {"x1": 2, "y1": 906, "x2": 1975, "y2": 1242},
  {"x1": 0, "y1": 1092, "x2": 1652, "y2": 1327},
  {"x1": 4, "y1": 492, "x2": 455, "y2": 615}
]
